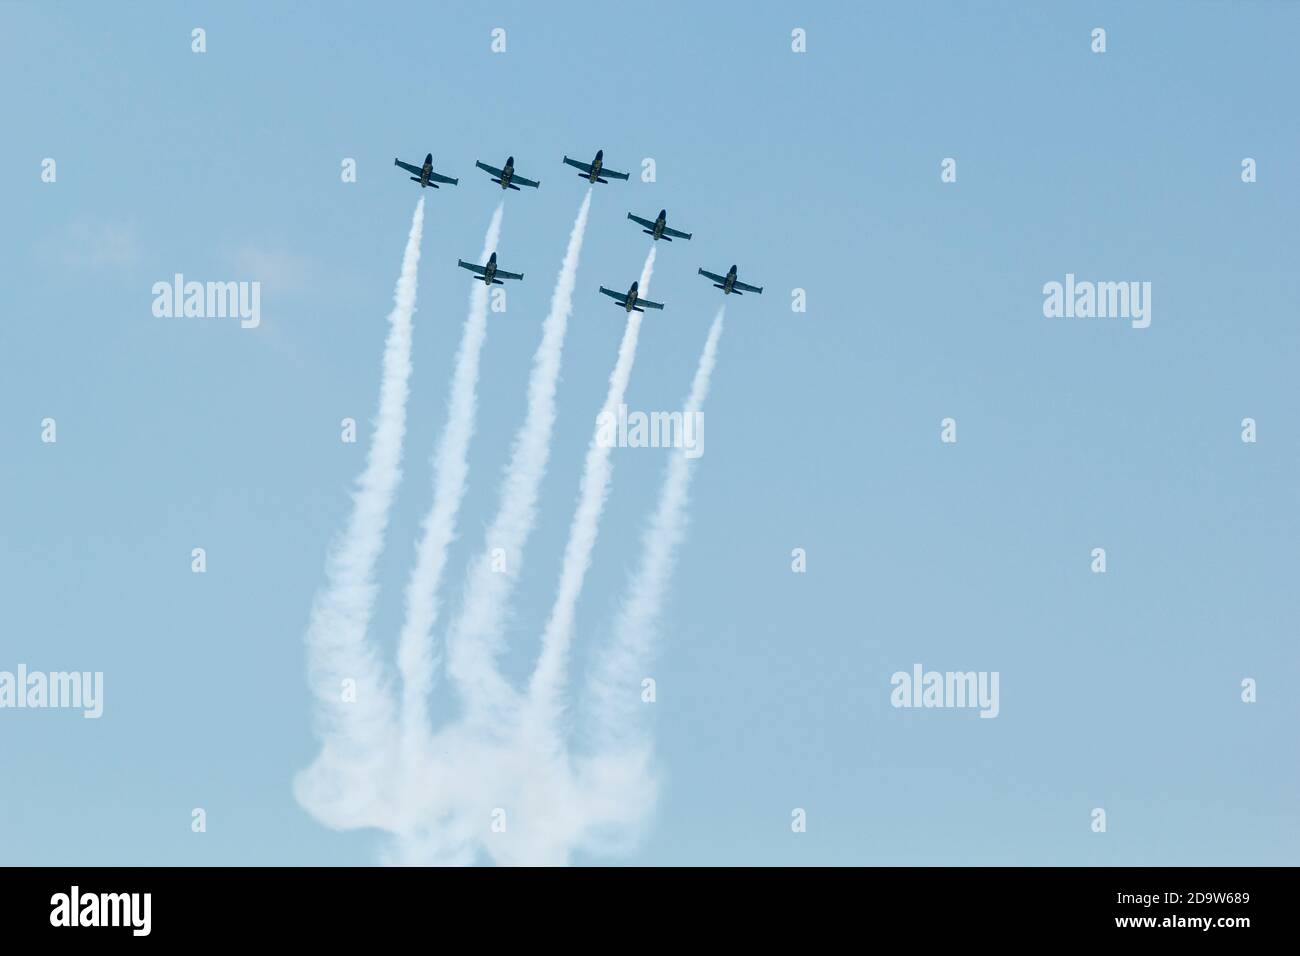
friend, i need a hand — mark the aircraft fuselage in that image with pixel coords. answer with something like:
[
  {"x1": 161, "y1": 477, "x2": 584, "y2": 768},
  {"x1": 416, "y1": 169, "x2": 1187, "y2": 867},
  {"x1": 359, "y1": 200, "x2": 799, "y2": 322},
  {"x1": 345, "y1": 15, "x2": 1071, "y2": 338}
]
[
  {"x1": 653, "y1": 211, "x2": 666, "y2": 239},
  {"x1": 419, "y1": 153, "x2": 433, "y2": 186}
]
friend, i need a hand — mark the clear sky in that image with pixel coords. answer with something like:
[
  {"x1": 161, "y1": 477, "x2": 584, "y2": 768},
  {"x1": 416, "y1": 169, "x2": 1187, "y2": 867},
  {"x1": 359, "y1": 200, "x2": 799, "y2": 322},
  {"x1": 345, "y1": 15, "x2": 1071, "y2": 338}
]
[{"x1": 1, "y1": 1, "x2": 1297, "y2": 865}]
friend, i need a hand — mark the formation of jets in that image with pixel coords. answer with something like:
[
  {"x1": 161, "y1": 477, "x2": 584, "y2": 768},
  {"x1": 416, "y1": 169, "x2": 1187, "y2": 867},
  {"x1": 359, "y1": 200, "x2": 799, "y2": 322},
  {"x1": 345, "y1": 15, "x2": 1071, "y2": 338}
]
[{"x1": 396, "y1": 146, "x2": 763, "y2": 310}]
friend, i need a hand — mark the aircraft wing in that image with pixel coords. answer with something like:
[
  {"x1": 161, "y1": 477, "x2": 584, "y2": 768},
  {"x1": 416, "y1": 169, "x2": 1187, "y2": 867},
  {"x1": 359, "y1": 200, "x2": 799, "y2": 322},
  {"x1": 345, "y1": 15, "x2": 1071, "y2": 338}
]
[
  {"x1": 563, "y1": 156, "x2": 594, "y2": 174},
  {"x1": 458, "y1": 260, "x2": 488, "y2": 276},
  {"x1": 628, "y1": 213, "x2": 656, "y2": 229},
  {"x1": 394, "y1": 159, "x2": 423, "y2": 176},
  {"x1": 598, "y1": 286, "x2": 625, "y2": 301},
  {"x1": 512, "y1": 173, "x2": 540, "y2": 188},
  {"x1": 663, "y1": 226, "x2": 692, "y2": 240},
  {"x1": 475, "y1": 161, "x2": 505, "y2": 177},
  {"x1": 635, "y1": 297, "x2": 665, "y2": 311},
  {"x1": 601, "y1": 167, "x2": 631, "y2": 180},
  {"x1": 429, "y1": 170, "x2": 458, "y2": 185},
  {"x1": 496, "y1": 268, "x2": 524, "y2": 281},
  {"x1": 734, "y1": 280, "x2": 763, "y2": 294},
  {"x1": 698, "y1": 269, "x2": 727, "y2": 284}
]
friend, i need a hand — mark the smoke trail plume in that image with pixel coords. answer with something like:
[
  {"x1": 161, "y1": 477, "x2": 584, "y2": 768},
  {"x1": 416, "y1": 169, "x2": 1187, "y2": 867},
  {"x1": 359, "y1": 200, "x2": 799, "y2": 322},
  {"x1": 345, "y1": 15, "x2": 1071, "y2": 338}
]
[
  {"x1": 396, "y1": 203, "x2": 504, "y2": 767},
  {"x1": 447, "y1": 189, "x2": 594, "y2": 721},
  {"x1": 295, "y1": 198, "x2": 426, "y2": 830},
  {"x1": 528, "y1": 245, "x2": 657, "y2": 725},
  {"x1": 586, "y1": 309, "x2": 724, "y2": 751}
]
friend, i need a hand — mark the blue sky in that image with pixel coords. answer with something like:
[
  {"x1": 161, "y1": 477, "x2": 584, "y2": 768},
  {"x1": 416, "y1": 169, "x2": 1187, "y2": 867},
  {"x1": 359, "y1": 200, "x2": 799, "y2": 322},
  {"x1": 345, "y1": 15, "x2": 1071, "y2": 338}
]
[{"x1": 1, "y1": 1, "x2": 1297, "y2": 865}]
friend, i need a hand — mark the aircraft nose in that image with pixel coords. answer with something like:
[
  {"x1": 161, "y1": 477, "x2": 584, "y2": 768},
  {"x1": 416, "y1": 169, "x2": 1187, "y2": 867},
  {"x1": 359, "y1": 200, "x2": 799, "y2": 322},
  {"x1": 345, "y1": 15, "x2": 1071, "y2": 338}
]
[
  {"x1": 596, "y1": 149, "x2": 603, "y2": 159},
  {"x1": 507, "y1": 156, "x2": 514, "y2": 165}
]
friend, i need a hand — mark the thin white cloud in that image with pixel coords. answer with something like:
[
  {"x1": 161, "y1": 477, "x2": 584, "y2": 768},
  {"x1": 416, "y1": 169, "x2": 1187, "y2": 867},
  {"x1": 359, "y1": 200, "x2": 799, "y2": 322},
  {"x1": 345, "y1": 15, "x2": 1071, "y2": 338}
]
[
  {"x1": 230, "y1": 245, "x2": 314, "y2": 292},
  {"x1": 46, "y1": 220, "x2": 142, "y2": 271}
]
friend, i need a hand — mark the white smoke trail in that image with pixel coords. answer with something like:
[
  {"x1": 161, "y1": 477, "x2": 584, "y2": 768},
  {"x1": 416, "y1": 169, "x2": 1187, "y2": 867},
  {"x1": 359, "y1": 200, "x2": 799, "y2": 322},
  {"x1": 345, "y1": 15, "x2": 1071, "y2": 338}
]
[
  {"x1": 528, "y1": 245, "x2": 658, "y2": 726},
  {"x1": 295, "y1": 198, "x2": 426, "y2": 830},
  {"x1": 447, "y1": 189, "x2": 594, "y2": 722},
  {"x1": 396, "y1": 203, "x2": 504, "y2": 768},
  {"x1": 585, "y1": 308, "x2": 724, "y2": 751}
]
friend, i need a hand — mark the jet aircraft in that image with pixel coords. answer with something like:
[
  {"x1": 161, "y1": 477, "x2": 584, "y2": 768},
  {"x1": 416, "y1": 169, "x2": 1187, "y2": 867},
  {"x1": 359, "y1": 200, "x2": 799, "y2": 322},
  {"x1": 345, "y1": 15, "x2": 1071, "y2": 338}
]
[
  {"x1": 698, "y1": 264, "x2": 762, "y2": 295},
  {"x1": 599, "y1": 281, "x2": 664, "y2": 313},
  {"x1": 628, "y1": 209, "x2": 692, "y2": 241},
  {"x1": 394, "y1": 152, "x2": 458, "y2": 188},
  {"x1": 458, "y1": 252, "x2": 523, "y2": 285},
  {"x1": 563, "y1": 149, "x2": 629, "y2": 184},
  {"x1": 475, "y1": 155, "x2": 540, "y2": 190}
]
